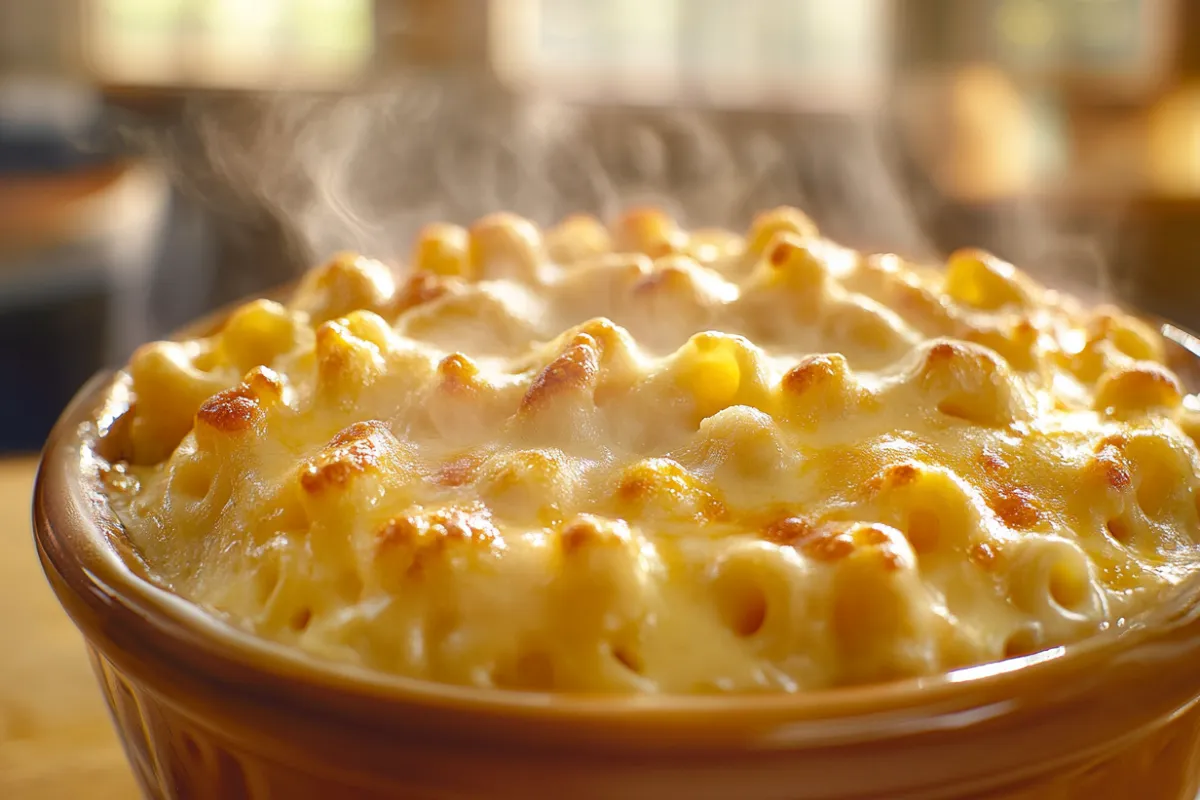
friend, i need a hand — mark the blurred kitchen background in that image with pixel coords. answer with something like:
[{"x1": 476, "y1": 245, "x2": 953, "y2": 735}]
[{"x1": 1, "y1": 0, "x2": 1199, "y2": 451}]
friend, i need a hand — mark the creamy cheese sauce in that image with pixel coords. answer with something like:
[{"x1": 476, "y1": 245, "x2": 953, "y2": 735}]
[{"x1": 104, "y1": 207, "x2": 1200, "y2": 693}]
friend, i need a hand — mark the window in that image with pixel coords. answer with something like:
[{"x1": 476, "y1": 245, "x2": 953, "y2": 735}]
[
  {"x1": 491, "y1": 0, "x2": 890, "y2": 111},
  {"x1": 83, "y1": 0, "x2": 374, "y2": 89},
  {"x1": 987, "y1": 0, "x2": 1172, "y2": 91}
]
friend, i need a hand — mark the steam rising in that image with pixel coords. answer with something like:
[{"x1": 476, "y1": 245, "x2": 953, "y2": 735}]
[{"x1": 142, "y1": 76, "x2": 1117, "y2": 303}]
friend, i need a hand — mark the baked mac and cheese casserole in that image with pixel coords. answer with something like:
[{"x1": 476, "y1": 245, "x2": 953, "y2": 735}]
[{"x1": 100, "y1": 206, "x2": 1200, "y2": 695}]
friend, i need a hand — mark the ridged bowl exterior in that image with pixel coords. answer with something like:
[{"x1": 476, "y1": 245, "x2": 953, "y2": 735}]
[
  {"x1": 74, "y1": 638, "x2": 1200, "y2": 800},
  {"x1": 71, "y1": 637, "x2": 1200, "y2": 800}
]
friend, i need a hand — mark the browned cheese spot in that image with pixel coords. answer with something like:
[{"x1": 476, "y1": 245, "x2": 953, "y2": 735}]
[
  {"x1": 437, "y1": 353, "x2": 481, "y2": 396},
  {"x1": 987, "y1": 485, "x2": 1043, "y2": 529},
  {"x1": 702, "y1": 497, "x2": 730, "y2": 523},
  {"x1": 435, "y1": 451, "x2": 486, "y2": 487},
  {"x1": 768, "y1": 237, "x2": 797, "y2": 267},
  {"x1": 315, "y1": 322, "x2": 360, "y2": 379},
  {"x1": 862, "y1": 461, "x2": 921, "y2": 497},
  {"x1": 858, "y1": 525, "x2": 905, "y2": 571},
  {"x1": 616, "y1": 474, "x2": 652, "y2": 504},
  {"x1": 762, "y1": 515, "x2": 814, "y2": 546},
  {"x1": 631, "y1": 261, "x2": 697, "y2": 296},
  {"x1": 375, "y1": 514, "x2": 421, "y2": 550},
  {"x1": 521, "y1": 335, "x2": 599, "y2": 411},
  {"x1": 300, "y1": 421, "x2": 391, "y2": 494},
  {"x1": 613, "y1": 460, "x2": 726, "y2": 523},
  {"x1": 781, "y1": 354, "x2": 846, "y2": 395},
  {"x1": 391, "y1": 272, "x2": 453, "y2": 315},
  {"x1": 807, "y1": 534, "x2": 857, "y2": 563},
  {"x1": 978, "y1": 447, "x2": 1010, "y2": 476},
  {"x1": 560, "y1": 516, "x2": 629, "y2": 555},
  {"x1": 772, "y1": 522, "x2": 897, "y2": 566},
  {"x1": 196, "y1": 387, "x2": 263, "y2": 433},
  {"x1": 968, "y1": 541, "x2": 999, "y2": 570},
  {"x1": 884, "y1": 462, "x2": 920, "y2": 487},
  {"x1": 376, "y1": 503, "x2": 499, "y2": 574},
  {"x1": 926, "y1": 341, "x2": 961, "y2": 366},
  {"x1": 1093, "y1": 440, "x2": 1132, "y2": 490}
]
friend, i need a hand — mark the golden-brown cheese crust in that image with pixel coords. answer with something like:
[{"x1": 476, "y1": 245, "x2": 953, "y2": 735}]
[{"x1": 106, "y1": 206, "x2": 1200, "y2": 694}]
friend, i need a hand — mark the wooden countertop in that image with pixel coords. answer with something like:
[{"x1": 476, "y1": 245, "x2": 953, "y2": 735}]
[{"x1": 0, "y1": 457, "x2": 138, "y2": 799}]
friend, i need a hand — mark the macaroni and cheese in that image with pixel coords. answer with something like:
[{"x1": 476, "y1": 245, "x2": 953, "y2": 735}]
[{"x1": 102, "y1": 207, "x2": 1200, "y2": 693}]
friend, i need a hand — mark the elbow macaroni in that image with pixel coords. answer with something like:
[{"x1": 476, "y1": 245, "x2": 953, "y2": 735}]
[{"x1": 104, "y1": 206, "x2": 1200, "y2": 694}]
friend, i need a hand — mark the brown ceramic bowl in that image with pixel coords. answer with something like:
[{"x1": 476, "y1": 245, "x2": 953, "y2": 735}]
[{"x1": 31, "y1": 307, "x2": 1200, "y2": 800}]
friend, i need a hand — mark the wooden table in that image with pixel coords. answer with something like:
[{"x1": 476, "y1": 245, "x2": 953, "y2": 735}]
[{"x1": 0, "y1": 457, "x2": 139, "y2": 799}]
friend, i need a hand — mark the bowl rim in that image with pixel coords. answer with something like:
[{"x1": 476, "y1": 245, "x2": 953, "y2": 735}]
[{"x1": 31, "y1": 300, "x2": 1200, "y2": 750}]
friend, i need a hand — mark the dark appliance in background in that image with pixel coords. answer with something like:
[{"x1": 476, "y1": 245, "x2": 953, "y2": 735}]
[
  {"x1": 0, "y1": 0, "x2": 382, "y2": 452},
  {"x1": 0, "y1": 83, "x2": 213, "y2": 452},
  {"x1": 0, "y1": 83, "x2": 131, "y2": 453}
]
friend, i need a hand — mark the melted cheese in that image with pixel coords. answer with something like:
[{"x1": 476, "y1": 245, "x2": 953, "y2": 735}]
[{"x1": 103, "y1": 206, "x2": 1200, "y2": 693}]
